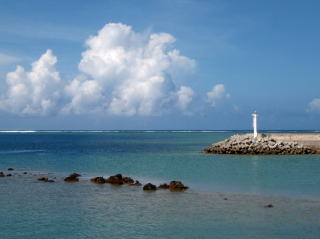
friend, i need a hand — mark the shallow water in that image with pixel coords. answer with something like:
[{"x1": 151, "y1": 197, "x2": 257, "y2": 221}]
[{"x1": 0, "y1": 132, "x2": 319, "y2": 238}]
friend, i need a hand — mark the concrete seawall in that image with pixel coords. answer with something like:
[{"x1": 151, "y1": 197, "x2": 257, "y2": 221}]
[{"x1": 204, "y1": 133, "x2": 320, "y2": 155}]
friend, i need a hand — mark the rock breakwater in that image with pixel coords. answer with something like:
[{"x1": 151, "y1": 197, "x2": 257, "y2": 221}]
[{"x1": 205, "y1": 134, "x2": 316, "y2": 155}]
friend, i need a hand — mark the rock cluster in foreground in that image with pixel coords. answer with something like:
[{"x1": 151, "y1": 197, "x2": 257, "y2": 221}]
[
  {"x1": 0, "y1": 170, "x2": 189, "y2": 193},
  {"x1": 90, "y1": 174, "x2": 188, "y2": 192},
  {"x1": 205, "y1": 134, "x2": 316, "y2": 155}
]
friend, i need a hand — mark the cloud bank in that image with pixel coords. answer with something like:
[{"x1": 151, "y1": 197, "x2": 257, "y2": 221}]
[{"x1": 0, "y1": 23, "x2": 230, "y2": 117}]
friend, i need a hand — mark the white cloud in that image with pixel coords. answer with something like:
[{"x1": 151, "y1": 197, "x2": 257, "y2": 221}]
[
  {"x1": 176, "y1": 86, "x2": 195, "y2": 113},
  {"x1": 62, "y1": 75, "x2": 106, "y2": 114},
  {"x1": 0, "y1": 53, "x2": 21, "y2": 65},
  {"x1": 206, "y1": 84, "x2": 229, "y2": 107},
  {"x1": 64, "y1": 23, "x2": 196, "y2": 116},
  {"x1": 307, "y1": 98, "x2": 320, "y2": 112},
  {"x1": 0, "y1": 23, "x2": 197, "y2": 117},
  {"x1": 0, "y1": 49, "x2": 61, "y2": 115}
]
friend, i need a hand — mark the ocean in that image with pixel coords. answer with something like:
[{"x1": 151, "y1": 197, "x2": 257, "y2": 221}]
[{"x1": 0, "y1": 131, "x2": 319, "y2": 239}]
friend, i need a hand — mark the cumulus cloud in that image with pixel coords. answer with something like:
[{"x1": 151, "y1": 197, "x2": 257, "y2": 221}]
[
  {"x1": 307, "y1": 98, "x2": 320, "y2": 112},
  {"x1": 176, "y1": 86, "x2": 195, "y2": 113},
  {"x1": 0, "y1": 23, "x2": 197, "y2": 117},
  {"x1": 62, "y1": 75, "x2": 106, "y2": 114},
  {"x1": 64, "y1": 23, "x2": 196, "y2": 116},
  {"x1": 0, "y1": 49, "x2": 61, "y2": 115},
  {"x1": 0, "y1": 53, "x2": 21, "y2": 65},
  {"x1": 206, "y1": 84, "x2": 229, "y2": 107}
]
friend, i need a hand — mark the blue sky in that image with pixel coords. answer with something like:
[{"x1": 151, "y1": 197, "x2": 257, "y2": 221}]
[{"x1": 0, "y1": 0, "x2": 319, "y2": 130}]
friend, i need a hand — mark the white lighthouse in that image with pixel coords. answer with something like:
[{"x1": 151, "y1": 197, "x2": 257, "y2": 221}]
[{"x1": 252, "y1": 111, "x2": 258, "y2": 138}]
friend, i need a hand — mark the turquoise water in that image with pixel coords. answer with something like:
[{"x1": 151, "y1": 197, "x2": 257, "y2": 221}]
[{"x1": 0, "y1": 132, "x2": 319, "y2": 238}]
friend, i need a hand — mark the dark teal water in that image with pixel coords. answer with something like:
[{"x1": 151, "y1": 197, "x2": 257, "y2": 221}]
[{"x1": 0, "y1": 132, "x2": 319, "y2": 238}]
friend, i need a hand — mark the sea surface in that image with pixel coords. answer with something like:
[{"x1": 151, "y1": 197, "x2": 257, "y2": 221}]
[{"x1": 0, "y1": 131, "x2": 319, "y2": 239}]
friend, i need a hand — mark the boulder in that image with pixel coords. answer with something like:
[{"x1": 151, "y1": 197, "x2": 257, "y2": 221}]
[
  {"x1": 129, "y1": 180, "x2": 142, "y2": 186},
  {"x1": 169, "y1": 181, "x2": 188, "y2": 191},
  {"x1": 143, "y1": 183, "x2": 157, "y2": 191},
  {"x1": 158, "y1": 183, "x2": 170, "y2": 189},
  {"x1": 123, "y1": 177, "x2": 134, "y2": 184},
  {"x1": 38, "y1": 177, "x2": 48, "y2": 181},
  {"x1": 264, "y1": 204, "x2": 274, "y2": 208},
  {"x1": 7, "y1": 168, "x2": 14, "y2": 171},
  {"x1": 0, "y1": 172, "x2": 5, "y2": 177},
  {"x1": 105, "y1": 174, "x2": 123, "y2": 185},
  {"x1": 6, "y1": 174, "x2": 12, "y2": 177},
  {"x1": 90, "y1": 177, "x2": 106, "y2": 184},
  {"x1": 64, "y1": 173, "x2": 80, "y2": 182},
  {"x1": 38, "y1": 177, "x2": 55, "y2": 183}
]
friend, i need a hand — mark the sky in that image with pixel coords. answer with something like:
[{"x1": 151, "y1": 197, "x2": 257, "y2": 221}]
[{"x1": 0, "y1": 0, "x2": 320, "y2": 130}]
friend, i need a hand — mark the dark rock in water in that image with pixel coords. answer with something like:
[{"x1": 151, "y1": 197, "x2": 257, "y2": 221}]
[
  {"x1": 6, "y1": 174, "x2": 12, "y2": 177},
  {"x1": 23, "y1": 172, "x2": 27, "y2": 174},
  {"x1": 64, "y1": 177, "x2": 79, "y2": 182},
  {"x1": 94, "y1": 174, "x2": 135, "y2": 185},
  {"x1": 7, "y1": 168, "x2": 14, "y2": 171},
  {"x1": 169, "y1": 181, "x2": 189, "y2": 191},
  {"x1": 129, "y1": 180, "x2": 142, "y2": 186},
  {"x1": 0, "y1": 172, "x2": 5, "y2": 177},
  {"x1": 64, "y1": 173, "x2": 80, "y2": 182},
  {"x1": 143, "y1": 183, "x2": 157, "y2": 191},
  {"x1": 105, "y1": 174, "x2": 123, "y2": 185},
  {"x1": 38, "y1": 177, "x2": 55, "y2": 183},
  {"x1": 123, "y1": 176, "x2": 134, "y2": 184},
  {"x1": 90, "y1": 177, "x2": 106, "y2": 184},
  {"x1": 158, "y1": 183, "x2": 170, "y2": 189},
  {"x1": 38, "y1": 177, "x2": 48, "y2": 181},
  {"x1": 224, "y1": 198, "x2": 228, "y2": 200},
  {"x1": 264, "y1": 204, "x2": 274, "y2": 208}
]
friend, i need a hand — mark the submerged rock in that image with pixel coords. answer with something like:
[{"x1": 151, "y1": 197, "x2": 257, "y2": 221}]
[
  {"x1": 64, "y1": 173, "x2": 80, "y2": 182},
  {"x1": 143, "y1": 183, "x2": 157, "y2": 191},
  {"x1": 158, "y1": 183, "x2": 170, "y2": 189},
  {"x1": 6, "y1": 174, "x2": 12, "y2": 177},
  {"x1": 90, "y1": 177, "x2": 106, "y2": 184},
  {"x1": 105, "y1": 174, "x2": 123, "y2": 185},
  {"x1": 264, "y1": 204, "x2": 274, "y2": 208},
  {"x1": 123, "y1": 177, "x2": 134, "y2": 184},
  {"x1": 7, "y1": 168, "x2": 14, "y2": 171},
  {"x1": 129, "y1": 180, "x2": 142, "y2": 186},
  {"x1": 169, "y1": 181, "x2": 189, "y2": 191},
  {"x1": 91, "y1": 174, "x2": 138, "y2": 186},
  {"x1": 37, "y1": 177, "x2": 55, "y2": 183},
  {"x1": 38, "y1": 177, "x2": 48, "y2": 181}
]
